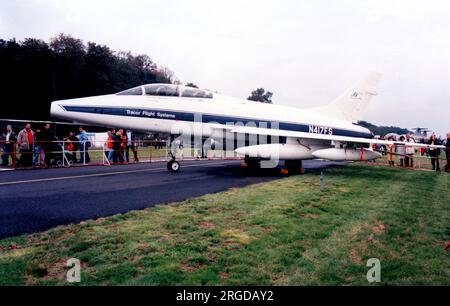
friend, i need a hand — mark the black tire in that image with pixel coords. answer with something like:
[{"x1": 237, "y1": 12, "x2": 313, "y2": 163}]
[
  {"x1": 284, "y1": 160, "x2": 302, "y2": 174},
  {"x1": 168, "y1": 160, "x2": 180, "y2": 172},
  {"x1": 244, "y1": 156, "x2": 261, "y2": 170}
]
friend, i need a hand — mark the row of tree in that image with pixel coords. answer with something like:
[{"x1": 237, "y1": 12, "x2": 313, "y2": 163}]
[
  {"x1": 2, "y1": 34, "x2": 407, "y2": 136},
  {"x1": 0, "y1": 33, "x2": 275, "y2": 122},
  {"x1": 247, "y1": 88, "x2": 273, "y2": 103},
  {"x1": 357, "y1": 120, "x2": 411, "y2": 136},
  {"x1": 0, "y1": 34, "x2": 177, "y2": 120}
]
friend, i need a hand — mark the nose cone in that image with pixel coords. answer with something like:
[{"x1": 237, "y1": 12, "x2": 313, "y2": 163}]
[
  {"x1": 50, "y1": 101, "x2": 65, "y2": 119},
  {"x1": 235, "y1": 147, "x2": 248, "y2": 156}
]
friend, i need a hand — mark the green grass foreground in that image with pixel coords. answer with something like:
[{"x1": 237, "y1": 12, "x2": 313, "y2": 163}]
[{"x1": 0, "y1": 164, "x2": 448, "y2": 285}]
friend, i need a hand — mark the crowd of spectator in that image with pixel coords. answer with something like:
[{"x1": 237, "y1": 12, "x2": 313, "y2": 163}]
[
  {"x1": 0, "y1": 123, "x2": 145, "y2": 168},
  {"x1": 382, "y1": 132, "x2": 449, "y2": 172},
  {"x1": 1, "y1": 124, "x2": 450, "y2": 172},
  {"x1": 104, "y1": 129, "x2": 139, "y2": 164}
]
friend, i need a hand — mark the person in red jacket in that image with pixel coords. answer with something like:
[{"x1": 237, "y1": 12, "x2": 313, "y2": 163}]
[
  {"x1": 106, "y1": 130, "x2": 114, "y2": 162},
  {"x1": 63, "y1": 136, "x2": 75, "y2": 162}
]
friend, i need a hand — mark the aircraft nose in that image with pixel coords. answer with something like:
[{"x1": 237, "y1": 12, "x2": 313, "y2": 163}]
[{"x1": 50, "y1": 101, "x2": 65, "y2": 119}]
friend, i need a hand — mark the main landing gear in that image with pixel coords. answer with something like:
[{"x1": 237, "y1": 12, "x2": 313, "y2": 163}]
[
  {"x1": 242, "y1": 156, "x2": 261, "y2": 171},
  {"x1": 241, "y1": 157, "x2": 304, "y2": 175},
  {"x1": 283, "y1": 160, "x2": 304, "y2": 174}
]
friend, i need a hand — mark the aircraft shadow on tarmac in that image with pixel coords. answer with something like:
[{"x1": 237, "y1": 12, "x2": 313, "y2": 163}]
[{"x1": 204, "y1": 161, "x2": 345, "y2": 178}]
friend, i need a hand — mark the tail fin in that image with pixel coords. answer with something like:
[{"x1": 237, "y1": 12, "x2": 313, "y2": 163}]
[{"x1": 312, "y1": 72, "x2": 382, "y2": 122}]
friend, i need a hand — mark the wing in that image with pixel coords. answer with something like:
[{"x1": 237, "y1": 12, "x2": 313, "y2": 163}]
[{"x1": 230, "y1": 126, "x2": 445, "y2": 149}]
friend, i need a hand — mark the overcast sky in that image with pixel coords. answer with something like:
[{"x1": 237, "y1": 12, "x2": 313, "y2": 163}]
[{"x1": 1, "y1": 0, "x2": 449, "y2": 135}]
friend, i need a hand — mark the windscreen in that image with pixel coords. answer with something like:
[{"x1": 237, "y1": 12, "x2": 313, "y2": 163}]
[
  {"x1": 116, "y1": 86, "x2": 143, "y2": 95},
  {"x1": 181, "y1": 87, "x2": 213, "y2": 98},
  {"x1": 144, "y1": 84, "x2": 179, "y2": 96}
]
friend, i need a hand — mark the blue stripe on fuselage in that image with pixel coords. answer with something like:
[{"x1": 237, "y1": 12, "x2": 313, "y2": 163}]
[{"x1": 62, "y1": 105, "x2": 372, "y2": 139}]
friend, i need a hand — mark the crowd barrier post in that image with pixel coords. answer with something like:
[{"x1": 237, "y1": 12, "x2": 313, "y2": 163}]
[
  {"x1": 102, "y1": 143, "x2": 110, "y2": 166},
  {"x1": 150, "y1": 141, "x2": 153, "y2": 162},
  {"x1": 13, "y1": 141, "x2": 17, "y2": 170},
  {"x1": 83, "y1": 142, "x2": 86, "y2": 166},
  {"x1": 62, "y1": 141, "x2": 70, "y2": 167},
  {"x1": 62, "y1": 140, "x2": 65, "y2": 167}
]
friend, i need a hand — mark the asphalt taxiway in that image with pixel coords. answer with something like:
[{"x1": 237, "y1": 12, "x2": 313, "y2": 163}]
[{"x1": 0, "y1": 159, "x2": 342, "y2": 238}]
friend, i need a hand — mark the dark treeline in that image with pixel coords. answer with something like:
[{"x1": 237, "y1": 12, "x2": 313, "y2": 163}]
[
  {"x1": 357, "y1": 120, "x2": 411, "y2": 136},
  {"x1": 0, "y1": 34, "x2": 177, "y2": 120},
  {"x1": 247, "y1": 88, "x2": 273, "y2": 103},
  {"x1": 2, "y1": 35, "x2": 409, "y2": 137}
]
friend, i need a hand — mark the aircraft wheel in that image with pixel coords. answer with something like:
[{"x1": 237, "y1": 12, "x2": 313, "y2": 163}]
[
  {"x1": 284, "y1": 160, "x2": 302, "y2": 174},
  {"x1": 167, "y1": 160, "x2": 180, "y2": 172},
  {"x1": 244, "y1": 156, "x2": 261, "y2": 170}
]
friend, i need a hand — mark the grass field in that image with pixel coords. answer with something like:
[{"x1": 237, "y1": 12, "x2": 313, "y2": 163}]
[{"x1": 0, "y1": 164, "x2": 448, "y2": 285}]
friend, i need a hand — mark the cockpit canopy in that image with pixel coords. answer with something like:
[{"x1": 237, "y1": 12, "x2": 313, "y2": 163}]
[{"x1": 117, "y1": 83, "x2": 213, "y2": 99}]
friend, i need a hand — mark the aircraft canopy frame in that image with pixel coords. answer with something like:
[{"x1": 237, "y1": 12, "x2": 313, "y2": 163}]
[{"x1": 117, "y1": 84, "x2": 213, "y2": 99}]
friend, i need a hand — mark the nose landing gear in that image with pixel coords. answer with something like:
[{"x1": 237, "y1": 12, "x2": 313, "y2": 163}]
[{"x1": 167, "y1": 152, "x2": 180, "y2": 172}]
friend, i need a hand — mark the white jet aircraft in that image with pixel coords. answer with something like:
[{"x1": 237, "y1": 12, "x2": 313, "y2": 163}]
[{"x1": 50, "y1": 73, "x2": 444, "y2": 172}]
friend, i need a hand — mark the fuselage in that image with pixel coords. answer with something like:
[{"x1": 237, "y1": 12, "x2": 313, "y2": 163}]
[
  {"x1": 50, "y1": 86, "x2": 371, "y2": 137},
  {"x1": 50, "y1": 84, "x2": 372, "y2": 160}
]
